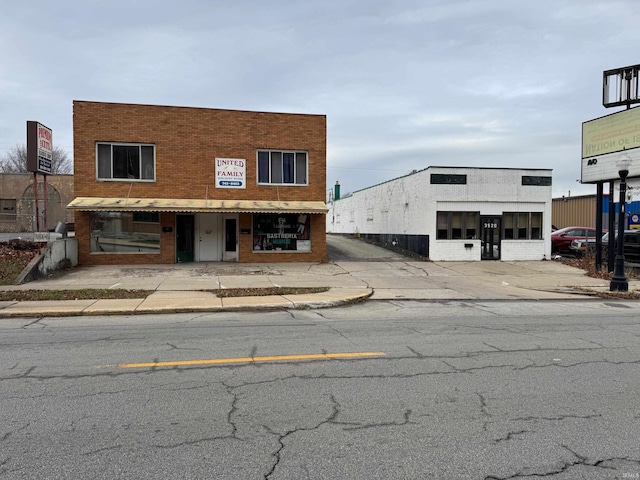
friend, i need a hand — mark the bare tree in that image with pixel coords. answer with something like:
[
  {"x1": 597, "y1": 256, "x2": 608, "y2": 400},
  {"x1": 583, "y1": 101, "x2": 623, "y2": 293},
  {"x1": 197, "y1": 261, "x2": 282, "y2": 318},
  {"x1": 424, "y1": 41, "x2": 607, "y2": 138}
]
[{"x1": 0, "y1": 144, "x2": 73, "y2": 174}]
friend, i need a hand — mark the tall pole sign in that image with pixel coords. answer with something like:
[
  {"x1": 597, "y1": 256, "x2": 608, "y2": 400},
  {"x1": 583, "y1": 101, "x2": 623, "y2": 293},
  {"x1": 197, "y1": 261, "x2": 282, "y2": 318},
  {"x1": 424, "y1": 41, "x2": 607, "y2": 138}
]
[
  {"x1": 27, "y1": 121, "x2": 53, "y2": 175},
  {"x1": 582, "y1": 65, "x2": 640, "y2": 273},
  {"x1": 26, "y1": 121, "x2": 53, "y2": 234}
]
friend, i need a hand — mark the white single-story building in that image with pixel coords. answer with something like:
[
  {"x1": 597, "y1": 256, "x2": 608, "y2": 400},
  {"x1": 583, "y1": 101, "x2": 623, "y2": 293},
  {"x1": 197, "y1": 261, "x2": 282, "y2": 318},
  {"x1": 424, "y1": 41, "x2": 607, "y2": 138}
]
[{"x1": 326, "y1": 167, "x2": 553, "y2": 261}]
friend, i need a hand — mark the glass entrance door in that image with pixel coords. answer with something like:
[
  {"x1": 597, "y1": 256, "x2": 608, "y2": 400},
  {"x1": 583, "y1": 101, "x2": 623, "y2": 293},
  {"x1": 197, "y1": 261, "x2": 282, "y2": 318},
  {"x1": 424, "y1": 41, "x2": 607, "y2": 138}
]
[{"x1": 481, "y1": 216, "x2": 501, "y2": 260}]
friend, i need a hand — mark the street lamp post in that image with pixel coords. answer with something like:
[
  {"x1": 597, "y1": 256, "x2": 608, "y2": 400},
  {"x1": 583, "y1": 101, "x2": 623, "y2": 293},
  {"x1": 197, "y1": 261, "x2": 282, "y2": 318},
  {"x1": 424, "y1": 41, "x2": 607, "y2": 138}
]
[{"x1": 610, "y1": 152, "x2": 632, "y2": 291}]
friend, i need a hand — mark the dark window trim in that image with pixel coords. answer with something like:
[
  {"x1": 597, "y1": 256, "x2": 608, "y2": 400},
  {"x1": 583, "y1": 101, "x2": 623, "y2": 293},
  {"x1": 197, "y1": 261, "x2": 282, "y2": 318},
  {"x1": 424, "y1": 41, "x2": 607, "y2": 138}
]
[
  {"x1": 522, "y1": 176, "x2": 552, "y2": 186},
  {"x1": 430, "y1": 174, "x2": 467, "y2": 185}
]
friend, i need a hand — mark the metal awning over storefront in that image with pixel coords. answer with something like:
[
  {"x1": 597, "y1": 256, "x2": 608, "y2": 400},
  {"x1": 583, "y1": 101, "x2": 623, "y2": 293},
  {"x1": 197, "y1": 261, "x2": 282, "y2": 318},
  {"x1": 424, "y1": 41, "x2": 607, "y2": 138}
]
[{"x1": 67, "y1": 197, "x2": 328, "y2": 214}]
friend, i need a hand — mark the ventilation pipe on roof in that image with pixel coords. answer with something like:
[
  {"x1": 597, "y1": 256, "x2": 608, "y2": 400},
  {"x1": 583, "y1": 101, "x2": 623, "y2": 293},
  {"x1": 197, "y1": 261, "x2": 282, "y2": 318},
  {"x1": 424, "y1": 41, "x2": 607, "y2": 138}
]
[{"x1": 334, "y1": 181, "x2": 341, "y2": 201}]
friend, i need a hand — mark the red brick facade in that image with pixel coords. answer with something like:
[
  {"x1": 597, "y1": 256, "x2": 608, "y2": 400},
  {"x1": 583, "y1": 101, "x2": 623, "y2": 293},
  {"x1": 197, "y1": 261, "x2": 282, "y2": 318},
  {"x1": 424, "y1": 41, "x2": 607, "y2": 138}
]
[{"x1": 72, "y1": 101, "x2": 327, "y2": 265}]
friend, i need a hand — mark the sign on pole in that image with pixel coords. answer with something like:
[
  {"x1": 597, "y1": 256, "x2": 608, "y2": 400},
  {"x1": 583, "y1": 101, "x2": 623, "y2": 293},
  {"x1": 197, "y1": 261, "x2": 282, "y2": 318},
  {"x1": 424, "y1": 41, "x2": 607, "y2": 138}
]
[
  {"x1": 581, "y1": 107, "x2": 640, "y2": 183},
  {"x1": 26, "y1": 121, "x2": 53, "y2": 175}
]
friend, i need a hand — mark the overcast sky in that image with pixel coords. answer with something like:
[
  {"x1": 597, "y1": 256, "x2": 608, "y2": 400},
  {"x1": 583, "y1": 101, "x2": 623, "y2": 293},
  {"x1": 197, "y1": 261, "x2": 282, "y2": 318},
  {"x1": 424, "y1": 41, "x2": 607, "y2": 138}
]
[{"x1": 2, "y1": 0, "x2": 639, "y2": 199}]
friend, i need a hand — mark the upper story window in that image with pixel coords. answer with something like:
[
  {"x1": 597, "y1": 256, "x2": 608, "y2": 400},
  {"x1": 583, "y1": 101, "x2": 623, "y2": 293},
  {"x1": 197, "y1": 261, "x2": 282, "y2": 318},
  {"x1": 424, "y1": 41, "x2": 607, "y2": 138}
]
[
  {"x1": 97, "y1": 143, "x2": 155, "y2": 181},
  {"x1": 257, "y1": 150, "x2": 308, "y2": 185}
]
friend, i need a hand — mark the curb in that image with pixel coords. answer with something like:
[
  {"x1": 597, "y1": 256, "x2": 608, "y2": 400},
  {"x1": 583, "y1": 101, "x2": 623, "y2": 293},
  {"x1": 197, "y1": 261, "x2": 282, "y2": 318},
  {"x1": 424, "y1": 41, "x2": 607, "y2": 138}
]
[{"x1": 0, "y1": 290, "x2": 374, "y2": 319}]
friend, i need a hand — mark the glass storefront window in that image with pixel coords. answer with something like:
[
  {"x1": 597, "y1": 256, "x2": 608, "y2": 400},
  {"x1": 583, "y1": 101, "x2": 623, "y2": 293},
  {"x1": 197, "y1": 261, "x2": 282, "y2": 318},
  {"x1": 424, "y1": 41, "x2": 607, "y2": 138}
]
[
  {"x1": 436, "y1": 211, "x2": 480, "y2": 239},
  {"x1": 253, "y1": 213, "x2": 311, "y2": 252},
  {"x1": 531, "y1": 212, "x2": 542, "y2": 239},
  {"x1": 90, "y1": 211, "x2": 160, "y2": 253},
  {"x1": 502, "y1": 212, "x2": 544, "y2": 240}
]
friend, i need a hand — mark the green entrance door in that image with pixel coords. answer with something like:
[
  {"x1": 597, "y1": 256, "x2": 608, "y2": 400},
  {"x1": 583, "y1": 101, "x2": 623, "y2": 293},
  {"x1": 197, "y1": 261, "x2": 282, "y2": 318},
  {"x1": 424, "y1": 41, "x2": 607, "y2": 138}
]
[{"x1": 176, "y1": 214, "x2": 195, "y2": 263}]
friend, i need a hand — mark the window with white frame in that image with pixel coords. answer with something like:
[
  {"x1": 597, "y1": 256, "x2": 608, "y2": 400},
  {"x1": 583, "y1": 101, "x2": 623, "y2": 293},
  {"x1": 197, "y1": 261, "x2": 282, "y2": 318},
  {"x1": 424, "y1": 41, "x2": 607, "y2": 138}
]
[
  {"x1": 97, "y1": 143, "x2": 155, "y2": 181},
  {"x1": 257, "y1": 150, "x2": 307, "y2": 185}
]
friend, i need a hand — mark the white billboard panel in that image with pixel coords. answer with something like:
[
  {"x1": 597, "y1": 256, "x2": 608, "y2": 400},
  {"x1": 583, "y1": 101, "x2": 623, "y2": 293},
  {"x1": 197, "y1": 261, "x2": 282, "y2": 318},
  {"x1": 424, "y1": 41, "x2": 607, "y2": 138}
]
[
  {"x1": 581, "y1": 146, "x2": 640, "y2": 183},
  {"x1": 581, "y1": 107, "x2": 640, "y2": 183},
  {"x1": 582, "y1": 107, "x2": 640, "y2": 158}
]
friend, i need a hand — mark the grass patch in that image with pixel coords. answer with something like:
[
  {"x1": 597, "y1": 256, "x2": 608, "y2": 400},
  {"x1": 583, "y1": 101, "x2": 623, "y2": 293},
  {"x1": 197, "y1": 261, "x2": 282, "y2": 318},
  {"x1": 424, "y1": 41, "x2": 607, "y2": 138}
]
[
  {"x1": 0, "y1": 239, "x2": 39, "y2": 285},
  {"x1": 0, "y1": 287, "x2": 330, "y2": 302},
  {"x1": 215, "y1": 287, "x2": 329, "y2": 298},
  {"x1": 0, "y1": 289, "x2": 155, "y2": 302}
]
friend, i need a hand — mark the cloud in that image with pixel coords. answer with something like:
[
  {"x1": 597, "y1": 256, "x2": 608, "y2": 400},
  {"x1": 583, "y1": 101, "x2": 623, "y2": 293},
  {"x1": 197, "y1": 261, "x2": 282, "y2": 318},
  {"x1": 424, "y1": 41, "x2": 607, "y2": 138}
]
[{"x1": 2, "y1": 0, "x2": 639, "y2": 202}]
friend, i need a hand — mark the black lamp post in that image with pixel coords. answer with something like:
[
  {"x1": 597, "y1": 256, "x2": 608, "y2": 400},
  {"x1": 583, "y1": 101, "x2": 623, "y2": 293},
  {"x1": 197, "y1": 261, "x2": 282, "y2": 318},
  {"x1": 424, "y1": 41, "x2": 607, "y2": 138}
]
[{"x1": 610, "y1": 152, "x2": 632, "y2": 291}]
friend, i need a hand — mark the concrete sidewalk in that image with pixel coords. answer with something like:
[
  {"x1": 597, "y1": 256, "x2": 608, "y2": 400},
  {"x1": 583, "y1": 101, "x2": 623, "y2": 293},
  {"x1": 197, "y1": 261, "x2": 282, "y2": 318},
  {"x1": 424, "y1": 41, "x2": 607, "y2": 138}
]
[{"x1": 0, "y1": 259, "x2": 634, "y2": 318}]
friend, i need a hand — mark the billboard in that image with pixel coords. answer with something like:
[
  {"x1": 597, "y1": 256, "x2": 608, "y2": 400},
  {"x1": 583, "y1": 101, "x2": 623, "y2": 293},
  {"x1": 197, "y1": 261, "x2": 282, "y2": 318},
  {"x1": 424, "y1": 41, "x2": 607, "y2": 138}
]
[
  {"x1": 26, "y1": 121, "x2": 53, "y2": 175},
  {"x1": 581, "y1": 107, "x2": 640, "y2": 183}
]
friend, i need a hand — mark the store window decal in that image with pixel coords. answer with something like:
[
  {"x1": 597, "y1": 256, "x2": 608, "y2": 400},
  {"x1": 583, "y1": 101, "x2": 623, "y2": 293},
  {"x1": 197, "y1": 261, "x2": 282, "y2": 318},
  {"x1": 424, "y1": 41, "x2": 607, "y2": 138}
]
[{"x1": 253, "y1": 213, "x2": 310, "y2": 252}]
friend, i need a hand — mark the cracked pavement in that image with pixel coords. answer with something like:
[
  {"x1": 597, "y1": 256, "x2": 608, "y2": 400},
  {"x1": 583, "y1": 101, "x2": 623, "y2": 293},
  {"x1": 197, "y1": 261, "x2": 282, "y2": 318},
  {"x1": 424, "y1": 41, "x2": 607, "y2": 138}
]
[{"x1": 0, "y1": 300, "x2": 639, "y2": 479}]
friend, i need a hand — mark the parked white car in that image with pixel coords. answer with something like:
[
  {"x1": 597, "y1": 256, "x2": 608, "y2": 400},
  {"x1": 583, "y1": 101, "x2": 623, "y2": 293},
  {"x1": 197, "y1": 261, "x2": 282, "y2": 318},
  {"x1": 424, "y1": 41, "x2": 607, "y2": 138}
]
[{"x1": 569, "y1": 231, "x2": 608, "y2": 256}]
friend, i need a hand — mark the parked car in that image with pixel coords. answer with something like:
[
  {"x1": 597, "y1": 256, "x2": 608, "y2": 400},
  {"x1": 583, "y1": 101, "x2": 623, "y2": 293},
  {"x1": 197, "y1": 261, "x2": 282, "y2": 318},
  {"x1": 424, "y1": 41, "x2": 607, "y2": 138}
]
[
  {"x1": 551, "y1": 226, "x2": 598, "y2": 253},
  {"x1": 606, "y1": 230, "x2": 640, "y2": 263},
  {"x1": 623, "y1": 231, "x2": 640, "y2": 263},
  {"x1": 569, "y1": 230, "x2": 608, "y2": 256},
  {"x1": 570, "y1": 238, "x2": 594, "y2": 255},
  {"x1": 571, "y1": 230, "x2": 640, "y2": 263}
]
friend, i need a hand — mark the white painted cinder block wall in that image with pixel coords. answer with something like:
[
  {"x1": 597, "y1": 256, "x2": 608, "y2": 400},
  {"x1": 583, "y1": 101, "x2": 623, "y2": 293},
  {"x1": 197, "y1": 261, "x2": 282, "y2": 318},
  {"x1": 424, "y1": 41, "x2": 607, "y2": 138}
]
[{"x1": 326, "y1": 167, "x2": 553, "y2": 261}]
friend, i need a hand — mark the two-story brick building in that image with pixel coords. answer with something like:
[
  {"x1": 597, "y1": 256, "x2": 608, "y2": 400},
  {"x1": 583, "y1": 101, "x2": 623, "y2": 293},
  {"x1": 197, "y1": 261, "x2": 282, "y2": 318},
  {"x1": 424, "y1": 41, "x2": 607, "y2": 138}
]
[{"x1": 68, "y1": 101, "x2": 327, "y2": 265}]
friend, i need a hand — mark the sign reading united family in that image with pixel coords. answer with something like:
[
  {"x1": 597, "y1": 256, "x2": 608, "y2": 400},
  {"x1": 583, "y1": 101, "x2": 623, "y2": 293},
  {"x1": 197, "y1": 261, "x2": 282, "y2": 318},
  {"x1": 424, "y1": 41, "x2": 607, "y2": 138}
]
[{"x1": 215, "y1": 158, "x2": 246, "y2": 188}]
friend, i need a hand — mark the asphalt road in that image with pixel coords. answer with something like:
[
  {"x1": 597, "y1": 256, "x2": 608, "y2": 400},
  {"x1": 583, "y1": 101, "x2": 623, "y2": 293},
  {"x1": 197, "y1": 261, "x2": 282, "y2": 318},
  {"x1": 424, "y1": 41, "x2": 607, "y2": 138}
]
[{"x1": 1, "y1": 300, "x2": 639, "y2": 479}]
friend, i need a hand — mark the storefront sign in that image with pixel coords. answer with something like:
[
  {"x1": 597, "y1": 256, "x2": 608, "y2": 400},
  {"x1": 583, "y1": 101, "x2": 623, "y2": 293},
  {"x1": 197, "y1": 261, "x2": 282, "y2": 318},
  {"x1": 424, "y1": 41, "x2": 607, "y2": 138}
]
[
  {"x1": 215, "y1": 158, "x2": 246, "y2": 188},
  {"x1": 252, "y1": 213, "x2": 310, "y2": 251}
]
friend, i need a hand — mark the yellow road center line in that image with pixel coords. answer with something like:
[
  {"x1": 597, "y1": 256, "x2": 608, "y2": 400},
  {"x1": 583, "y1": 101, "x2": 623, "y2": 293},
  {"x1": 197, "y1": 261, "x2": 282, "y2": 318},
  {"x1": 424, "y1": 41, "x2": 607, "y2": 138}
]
[{"x1": 119, "y1": 351, "x2": 386, "y2": 369}]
